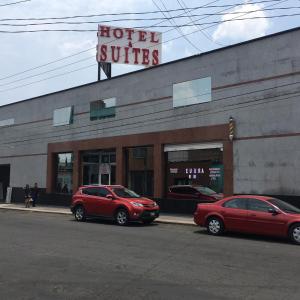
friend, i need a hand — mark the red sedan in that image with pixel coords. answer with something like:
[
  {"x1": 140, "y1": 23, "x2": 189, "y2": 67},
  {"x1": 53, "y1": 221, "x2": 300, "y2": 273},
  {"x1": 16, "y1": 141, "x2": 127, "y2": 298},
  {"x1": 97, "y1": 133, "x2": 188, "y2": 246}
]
[
  {"x1": 194, "y1": 195, "x2": 300, "y2": 244},
  {"x1": 71, "y1": 185, "x2": 159, "y2": 225}
]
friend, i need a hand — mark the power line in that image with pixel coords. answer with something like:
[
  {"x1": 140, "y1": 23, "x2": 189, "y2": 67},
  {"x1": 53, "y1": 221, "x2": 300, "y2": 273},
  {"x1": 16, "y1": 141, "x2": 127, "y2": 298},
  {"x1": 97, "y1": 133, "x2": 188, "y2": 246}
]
[
  {"x1": 177, "y1": 0, "x2": 226, "y2": 47},
  {"x1": 0, "y1": 0, "x2": 249, "y2": 85},
  {"x1": 1, "y1": 76, "x2": 300, "y2": 147},
  {"x1": 2, "y1": 88, "x2": 300, "y2": 149},
  {"x1": 152, "y1": 0, "x2": 205, "y2": 52},
  {"x1": 0, "y1": 6, "x2": 298, "y2": 27},
  {"x1": 0, "y1": 0, "x2": 30, "y2": 7},
  {"x1": 0, "y1": 0, "x2": 223, "y2": 82},
  {"x1": 0, "y1": 0, "x2": 288, "y2": 90},
  {"x1": 0, "y1": 0, "x2": 282, "y2": 20},
  {"x1": 0, "y1": 56, "x2": 95, "y2": 87},
  {"x1": 0, "y1": 13, "x2": 298, "y2": 32}
]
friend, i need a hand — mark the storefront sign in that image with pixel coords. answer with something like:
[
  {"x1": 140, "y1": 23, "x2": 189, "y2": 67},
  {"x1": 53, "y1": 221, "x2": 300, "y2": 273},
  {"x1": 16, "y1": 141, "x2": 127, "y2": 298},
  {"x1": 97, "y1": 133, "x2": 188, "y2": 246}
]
[
  {"x1": 209, "y1": 167, "x2": 221, "y2": 179},
  {"x1": 96, "y1": 25, "x2": 162, "y2": 67},
  {"x1": 170, "y1": 168, "x2": 178, "y2": 174}
]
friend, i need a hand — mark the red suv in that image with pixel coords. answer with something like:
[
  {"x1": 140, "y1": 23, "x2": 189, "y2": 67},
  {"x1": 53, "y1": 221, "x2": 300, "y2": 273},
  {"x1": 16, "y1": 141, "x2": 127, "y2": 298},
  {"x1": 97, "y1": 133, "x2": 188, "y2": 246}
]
[{"x1": 71, "y1": 185, "x2": 159, "y2": 225}]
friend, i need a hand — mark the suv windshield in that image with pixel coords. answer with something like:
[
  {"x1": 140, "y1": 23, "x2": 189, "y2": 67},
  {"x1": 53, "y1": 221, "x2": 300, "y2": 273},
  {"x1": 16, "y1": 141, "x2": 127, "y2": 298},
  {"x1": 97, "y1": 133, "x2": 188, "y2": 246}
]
[
  {"x1": 269, "y1": 198, "x2": 300, "y2": 214},
  {"x1": 112, "y1": 188, "x2": 141, "y2": 198},
  {"x1": 194, "y1": 186, "x2": 216, "y2": 196}
]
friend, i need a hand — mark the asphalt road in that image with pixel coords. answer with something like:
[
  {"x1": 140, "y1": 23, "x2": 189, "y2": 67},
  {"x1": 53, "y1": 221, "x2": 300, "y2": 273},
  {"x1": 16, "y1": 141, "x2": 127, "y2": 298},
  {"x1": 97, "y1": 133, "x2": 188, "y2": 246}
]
[{"x1": 0, "y1": 210, "x2": 299, "y2": 300}]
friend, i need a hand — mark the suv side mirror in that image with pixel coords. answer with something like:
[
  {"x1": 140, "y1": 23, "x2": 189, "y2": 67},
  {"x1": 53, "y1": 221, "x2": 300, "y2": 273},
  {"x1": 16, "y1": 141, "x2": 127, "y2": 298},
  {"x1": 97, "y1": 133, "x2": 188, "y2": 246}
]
[
  {"x1": 268, "y1": 208, "x2": 280, "y2": 215},
  {"x1": 106, "y1": 194, "x2": 114, "y2": 200}
]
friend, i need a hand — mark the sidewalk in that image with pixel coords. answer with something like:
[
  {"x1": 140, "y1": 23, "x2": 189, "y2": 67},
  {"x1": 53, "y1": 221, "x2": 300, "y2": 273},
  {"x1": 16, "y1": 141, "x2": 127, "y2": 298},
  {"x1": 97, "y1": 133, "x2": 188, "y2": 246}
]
[{"x1": 0, "y1": 203, "x2": 194, "y2": 226}]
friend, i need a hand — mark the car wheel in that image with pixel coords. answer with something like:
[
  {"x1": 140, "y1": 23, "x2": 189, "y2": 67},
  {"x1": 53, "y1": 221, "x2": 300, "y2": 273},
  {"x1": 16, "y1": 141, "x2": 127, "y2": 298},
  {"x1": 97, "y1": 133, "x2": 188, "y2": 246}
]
[
  {"x1": 289, "y1": 223, "x2": 300, "y2": 245},
  {"x1": 142, "y1": 219, "x2": 155, "y2": 225},
  {"x1": 74, "y1": 205, "x2": 86, "y2": 222},
  {"x1": 207, "y1": 217, "x2": 224, "y2": 235},
  {"x1": 116, "y1": 209, "x2": 129, "y2": 226}
]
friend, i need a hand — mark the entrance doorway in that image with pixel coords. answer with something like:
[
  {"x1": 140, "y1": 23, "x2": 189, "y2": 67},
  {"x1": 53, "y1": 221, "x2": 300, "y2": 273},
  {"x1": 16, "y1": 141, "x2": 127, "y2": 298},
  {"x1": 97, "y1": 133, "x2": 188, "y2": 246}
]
[
  {"x1": 82, "y1": 150, "x2": 116, "y2": 186},
  {"x1": 0, "y1": 164, "x2": 10, "y2": 201}
]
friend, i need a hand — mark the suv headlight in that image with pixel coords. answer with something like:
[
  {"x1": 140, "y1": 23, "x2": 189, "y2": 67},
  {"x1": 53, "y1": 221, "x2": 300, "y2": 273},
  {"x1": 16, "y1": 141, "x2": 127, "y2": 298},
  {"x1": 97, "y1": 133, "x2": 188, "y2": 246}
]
[
  {"x1": 130, "y1": 202, "x2": 144, "y2": 207},
  {"x1": 153, "y1": 201, "x2": 158, "y2": 206}
]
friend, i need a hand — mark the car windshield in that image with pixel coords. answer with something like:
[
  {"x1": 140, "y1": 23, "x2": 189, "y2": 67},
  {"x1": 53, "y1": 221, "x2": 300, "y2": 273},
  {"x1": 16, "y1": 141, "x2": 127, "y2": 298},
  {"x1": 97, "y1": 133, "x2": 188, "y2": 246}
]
[
  {"x1": 112, "y1": 187, "x2": 141, "y2": 198},
  {"x1": 194, "y1": 186, "x2": 216, "y2": 196},
  {"x1": 269, "y1": 198, "x2": 300, "y2": 214}
]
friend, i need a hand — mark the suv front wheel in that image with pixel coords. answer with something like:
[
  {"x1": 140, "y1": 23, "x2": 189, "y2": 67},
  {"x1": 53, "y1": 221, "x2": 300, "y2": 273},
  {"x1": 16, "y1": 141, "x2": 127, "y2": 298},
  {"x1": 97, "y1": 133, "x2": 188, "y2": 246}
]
[{"x1": 116, "y1": 209, "x2": 129, "y2": 226}]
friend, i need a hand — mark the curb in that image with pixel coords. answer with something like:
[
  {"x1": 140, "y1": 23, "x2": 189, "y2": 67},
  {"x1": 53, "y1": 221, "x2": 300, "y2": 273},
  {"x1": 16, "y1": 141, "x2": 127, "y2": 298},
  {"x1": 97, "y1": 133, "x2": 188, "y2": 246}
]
[{"x1": 0, "y1": 205, "x2": 195, "y2": 226}]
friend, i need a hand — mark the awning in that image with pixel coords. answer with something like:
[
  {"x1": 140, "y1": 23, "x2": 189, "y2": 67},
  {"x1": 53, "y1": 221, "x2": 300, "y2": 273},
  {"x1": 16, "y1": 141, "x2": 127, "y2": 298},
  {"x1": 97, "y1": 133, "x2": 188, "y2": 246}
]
[{"x1": 164, "y1": 142, "x2": 223, "y2": 152}]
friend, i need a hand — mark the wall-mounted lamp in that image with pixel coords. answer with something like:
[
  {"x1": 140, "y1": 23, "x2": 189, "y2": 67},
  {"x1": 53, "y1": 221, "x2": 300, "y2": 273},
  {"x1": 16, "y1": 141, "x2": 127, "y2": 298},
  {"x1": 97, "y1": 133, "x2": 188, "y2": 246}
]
[{"x1": 229, "y1": 116, "x2": 235, "y2": 141}]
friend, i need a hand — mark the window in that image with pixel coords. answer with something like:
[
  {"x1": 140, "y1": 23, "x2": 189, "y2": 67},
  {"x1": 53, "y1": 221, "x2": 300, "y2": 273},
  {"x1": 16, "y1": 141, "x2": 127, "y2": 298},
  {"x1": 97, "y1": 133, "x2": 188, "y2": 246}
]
[
  {"x1": 96, "y1": 188, "x2": 110, "y2": 197},
  {"x1": 223, "y1": 198, "x2": 248, "y2": 210},
  {"x1": 173, "y1": 77, "x2": 211, "y2": 108},
  {"x1": 55, "y1": 153, "x2": 73, "y2": 194},
  {"x1": 90, "y1": 97, "x2": 116, "y2": 120},
  {"x1": 247, "y1": 199, "x2": 272, "y2": 212},
  {"x1": 82, "y1": 187, "x2": 110, "y2": 197},
  {"x1": 0, "y1": 118, "x2": 14, "y2": 127},
  {"x1": 269, "y1": 198, "x2": 300, "y2": 214},
  {"x1": 53, "y1": 106, "x2": 73, "y2": 126}
]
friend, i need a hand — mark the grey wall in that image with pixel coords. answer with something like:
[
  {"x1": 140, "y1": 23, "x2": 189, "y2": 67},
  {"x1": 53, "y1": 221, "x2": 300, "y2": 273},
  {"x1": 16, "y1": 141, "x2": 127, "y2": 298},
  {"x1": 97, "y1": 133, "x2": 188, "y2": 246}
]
[{"x1": 1, "y1": 28, "x2": 300, "y2": 195}]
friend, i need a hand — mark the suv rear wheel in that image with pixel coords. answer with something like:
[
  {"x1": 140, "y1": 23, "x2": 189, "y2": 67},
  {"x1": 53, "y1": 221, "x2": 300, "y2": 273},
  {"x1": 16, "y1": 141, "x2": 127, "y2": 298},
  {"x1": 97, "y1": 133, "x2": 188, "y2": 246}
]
[
  {"x1": 74, "y1": 205, "x2": 86, "y2": 222},
  {"x1": 116, "y1": 209, "x2": 129, "y2": 226}
]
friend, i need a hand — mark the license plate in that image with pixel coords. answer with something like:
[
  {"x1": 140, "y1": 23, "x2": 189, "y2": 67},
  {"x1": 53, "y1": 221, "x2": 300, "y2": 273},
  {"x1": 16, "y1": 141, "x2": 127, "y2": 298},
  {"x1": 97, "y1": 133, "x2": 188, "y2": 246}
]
[{"x1": 150, "y1": 212, "x2": 155, "y2": 216}]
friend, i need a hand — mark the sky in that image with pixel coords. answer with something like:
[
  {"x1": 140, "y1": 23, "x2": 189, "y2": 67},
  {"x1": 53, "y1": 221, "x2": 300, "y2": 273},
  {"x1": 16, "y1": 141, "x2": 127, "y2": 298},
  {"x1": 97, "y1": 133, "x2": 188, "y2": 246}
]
[{"x1": 0, "y1": 0, "x2": 299, "y2": 106}]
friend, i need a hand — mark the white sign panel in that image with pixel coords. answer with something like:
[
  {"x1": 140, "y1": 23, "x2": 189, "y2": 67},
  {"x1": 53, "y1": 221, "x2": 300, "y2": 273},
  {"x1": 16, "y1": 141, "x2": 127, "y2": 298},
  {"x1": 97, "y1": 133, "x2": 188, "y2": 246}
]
[{"x1": 97, "y1": 25, "x2": 162, "y2": 67}]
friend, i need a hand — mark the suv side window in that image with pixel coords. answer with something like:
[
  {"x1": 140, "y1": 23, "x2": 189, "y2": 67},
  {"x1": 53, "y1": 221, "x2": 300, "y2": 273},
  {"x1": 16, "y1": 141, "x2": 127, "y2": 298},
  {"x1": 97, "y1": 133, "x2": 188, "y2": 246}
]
[
  {"x1": 223, "y1": 198, "x2": 248, "y2": 210},
  {"x1": 95, "y1": 188, "x2": 110, "y2": 198},
  {"x1": 82, "y1": 188, "x2": 97, "y2": 196},
  {"x1": 247, "y1": 199, "x2": 272, "y2": 212}
]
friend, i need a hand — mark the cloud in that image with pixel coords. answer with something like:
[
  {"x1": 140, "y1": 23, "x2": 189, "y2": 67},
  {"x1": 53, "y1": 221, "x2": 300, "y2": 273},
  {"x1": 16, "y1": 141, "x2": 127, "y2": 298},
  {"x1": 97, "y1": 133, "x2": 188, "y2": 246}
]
[{"x1": 212, "y1": 3, "x2": 270, "y2": 43}]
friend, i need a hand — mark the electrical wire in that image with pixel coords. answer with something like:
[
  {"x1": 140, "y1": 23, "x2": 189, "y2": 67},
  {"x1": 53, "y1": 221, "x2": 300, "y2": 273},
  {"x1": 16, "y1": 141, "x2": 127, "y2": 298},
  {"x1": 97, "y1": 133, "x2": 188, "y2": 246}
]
[
  {"x1": 0, "y1": 0, "x2": 289, "y2": 92},
  {"x1": 0, "y1": 0, "x2": 283, "y2": 20},
  {"x1": 1, "y1": 76, "x2": 300, "y2": 148},
  {"x1": 0, "y1": 0, "x2": 30, "y2": 7},
  {"x1": 0, "y1": 7, "x2": 299, "y2": 27}
]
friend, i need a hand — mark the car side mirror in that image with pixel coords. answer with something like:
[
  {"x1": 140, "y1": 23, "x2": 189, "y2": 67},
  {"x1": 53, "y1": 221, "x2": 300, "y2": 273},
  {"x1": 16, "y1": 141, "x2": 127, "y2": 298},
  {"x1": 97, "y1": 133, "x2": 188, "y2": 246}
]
[
  {"x1": 106, "y1": 194, "x2": 114, "y2": 200},
  {"x1": 268, "y1": 208, "x2": 280, "y2": 215}
]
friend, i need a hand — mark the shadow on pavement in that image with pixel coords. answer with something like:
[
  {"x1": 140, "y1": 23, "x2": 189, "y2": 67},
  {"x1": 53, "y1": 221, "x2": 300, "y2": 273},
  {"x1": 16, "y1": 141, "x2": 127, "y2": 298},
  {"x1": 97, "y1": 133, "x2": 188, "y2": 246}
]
[
  {"x1": 193, "y1": 228, "x2": 295, "y2": 245},
  {"x1": 69, "y1": 217, "x2": 159, "y2": 227}
]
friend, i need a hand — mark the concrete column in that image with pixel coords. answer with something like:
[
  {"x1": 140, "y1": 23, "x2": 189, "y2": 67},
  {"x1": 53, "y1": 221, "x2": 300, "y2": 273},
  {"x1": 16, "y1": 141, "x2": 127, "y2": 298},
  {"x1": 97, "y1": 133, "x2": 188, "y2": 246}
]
[
  {"x1": 223, "y1": 141, "x2": 234, "y2": 196},
  {"x1": 116, "y1": 146, "x2": 125, "y2": 185},
  {"x1": 46, "y1": 151, "x2": 55, "y2": 193},
  {"x1": 72, "y1": 150, "x2": 80, "y2": 193},
  {"x1": 153, "y1": 143, "x2": 164, "y2": 199}
]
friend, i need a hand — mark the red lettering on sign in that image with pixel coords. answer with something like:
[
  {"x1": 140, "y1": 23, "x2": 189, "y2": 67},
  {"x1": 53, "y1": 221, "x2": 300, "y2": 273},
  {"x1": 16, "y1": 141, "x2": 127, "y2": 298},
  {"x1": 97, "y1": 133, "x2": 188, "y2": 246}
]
[
  {"x1": 132, "y1": 48, "x2": 141, "y2": 64},
  {"x1": 111, "y1": 46, "x2": 121, "y2": 62},
  {"x1": 150, "y1": 32, "x2": 159, "y2": 43},
  {"x1": 125, "y1": 28, "x2": 135, "y2": 40},
  {"x1": 113, "y1": 28, "x2": 123, "y2": 39},
  {"x1": 152, "y1": 49, "x2": 159, "y2": 65},
  {"x1": 124, "y1": 47, "x2": 130, "y2": 64},
  {"x1": 99, "y1": 26, "x2": 110, "y2": 38},
  {"x1": 142, "y1": 49, "x2": 150, "y2": 65},
  {"x1": 100, "y1": 44, "x2": 107, "y2": 61},
  {"x1": 139, "y1": 31, "x2": 147, "y2": 42}
]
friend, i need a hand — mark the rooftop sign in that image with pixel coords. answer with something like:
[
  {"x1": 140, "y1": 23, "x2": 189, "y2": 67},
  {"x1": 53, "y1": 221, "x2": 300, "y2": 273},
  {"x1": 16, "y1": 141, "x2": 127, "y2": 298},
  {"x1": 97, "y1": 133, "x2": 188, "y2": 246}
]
[{"x1": 96, "y1": 25, "x2": 162, "y2": 67}]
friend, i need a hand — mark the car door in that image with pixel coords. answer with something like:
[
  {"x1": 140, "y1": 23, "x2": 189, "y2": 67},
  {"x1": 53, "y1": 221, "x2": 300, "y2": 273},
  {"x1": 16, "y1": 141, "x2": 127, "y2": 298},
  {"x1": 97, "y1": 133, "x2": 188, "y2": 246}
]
[
  {"x1": 246, "y1": 198, "x2": 286, "y2": 236},
  {"x1": 221, "y1": 198, "x2": 249, "y2": 232},
  {"x1": 81, "y1": 187, "x2": 100, "y2": 216},
  {"x1": 93, "y1": 187, "x2": 115, "y2": 217}
]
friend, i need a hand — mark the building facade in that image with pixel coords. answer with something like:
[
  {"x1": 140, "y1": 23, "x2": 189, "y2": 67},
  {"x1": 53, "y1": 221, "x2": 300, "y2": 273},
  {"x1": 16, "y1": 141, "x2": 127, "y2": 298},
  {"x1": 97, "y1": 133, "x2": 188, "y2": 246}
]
[{"x1": 1, "y1": 27, "x2": 300, "y2": 211}]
